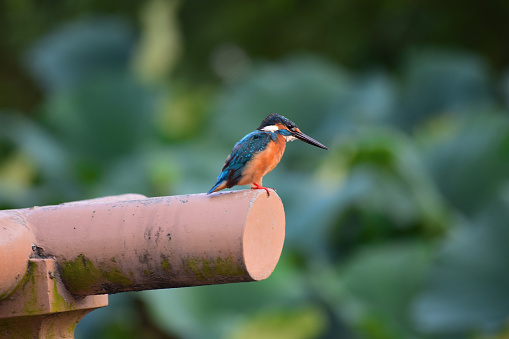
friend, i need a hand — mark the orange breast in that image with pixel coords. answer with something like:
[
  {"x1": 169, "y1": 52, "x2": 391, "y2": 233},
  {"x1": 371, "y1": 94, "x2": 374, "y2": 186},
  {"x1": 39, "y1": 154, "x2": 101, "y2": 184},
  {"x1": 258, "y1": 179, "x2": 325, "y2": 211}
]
[{"x1": 237, "y1": 134, "x2": 286, "y2": 186}]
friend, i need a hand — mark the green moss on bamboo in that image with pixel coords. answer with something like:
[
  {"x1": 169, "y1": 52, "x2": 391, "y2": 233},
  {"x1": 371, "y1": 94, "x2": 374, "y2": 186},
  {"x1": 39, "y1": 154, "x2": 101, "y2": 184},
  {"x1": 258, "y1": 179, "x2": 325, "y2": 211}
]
[
  {"x1": 20, "y1": 261, "x2": 41, "y2": 315},
  {"x1": 51, "y1": 278, "x2": 71, "y2": 312},
  {"x1": 185, "y1": 255, "x2": 244, "y2": 281},
  {"x1": 161, "y1": 255, "x2": 171, "y2": 272},
  {"x1": 60, "y1": 254, "x2": 131, "y2": 293},
  {"x1": 213, "y1": 256, "x2": 245, "y2": 276},
  {"x1": 0, "y1": 260, "x2": 37, "y2": 303}
]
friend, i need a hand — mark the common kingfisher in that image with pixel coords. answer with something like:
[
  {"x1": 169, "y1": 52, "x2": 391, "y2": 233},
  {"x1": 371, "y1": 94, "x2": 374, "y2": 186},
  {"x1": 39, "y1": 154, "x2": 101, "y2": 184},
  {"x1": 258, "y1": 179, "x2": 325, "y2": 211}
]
[{"x1": 207, "y1": 113, "x2": 328, "y2": 195}]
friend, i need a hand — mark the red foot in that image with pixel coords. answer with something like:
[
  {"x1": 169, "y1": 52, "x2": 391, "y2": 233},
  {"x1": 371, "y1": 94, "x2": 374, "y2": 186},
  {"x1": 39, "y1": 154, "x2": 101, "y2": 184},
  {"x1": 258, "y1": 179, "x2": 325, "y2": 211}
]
[{"x1": 252, "y1": 183, "x2": 272, "y2": 196}]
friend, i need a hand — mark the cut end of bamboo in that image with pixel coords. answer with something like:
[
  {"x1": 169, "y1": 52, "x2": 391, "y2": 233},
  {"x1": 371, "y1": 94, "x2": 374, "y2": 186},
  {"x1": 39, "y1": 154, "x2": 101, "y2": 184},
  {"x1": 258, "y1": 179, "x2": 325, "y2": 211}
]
[{"x1": 242, "y1": 190, "x2": 285, "y2": 281}]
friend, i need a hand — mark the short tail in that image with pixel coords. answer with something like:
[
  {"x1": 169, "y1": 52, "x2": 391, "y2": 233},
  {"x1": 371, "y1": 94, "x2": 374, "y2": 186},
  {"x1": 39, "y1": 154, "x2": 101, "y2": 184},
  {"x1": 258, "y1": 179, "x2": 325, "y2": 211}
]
[{"x1": 207, "y1": 171, "x2": 228, "y2": 194}]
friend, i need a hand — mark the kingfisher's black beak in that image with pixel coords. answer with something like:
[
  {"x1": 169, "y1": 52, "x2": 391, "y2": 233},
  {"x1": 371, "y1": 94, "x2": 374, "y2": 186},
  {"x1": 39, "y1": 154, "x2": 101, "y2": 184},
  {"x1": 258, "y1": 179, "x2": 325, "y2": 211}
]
[{"x1": 293, "y1": 130, "x2": 328, "y2": 150}]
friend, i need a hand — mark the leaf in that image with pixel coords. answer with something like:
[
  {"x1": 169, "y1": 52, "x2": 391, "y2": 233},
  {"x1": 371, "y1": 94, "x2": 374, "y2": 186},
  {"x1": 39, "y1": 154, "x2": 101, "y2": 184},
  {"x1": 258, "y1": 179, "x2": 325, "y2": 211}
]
[
  {"x1": 25, "y1": 17, "x2": 135, "y2": 93},
  {"x1": 418, "y1": 113, "x2": 509, "y2": 215},
  {"x1": 289, "y1": 128, "x2": 449, "y2": 260},
  {"x1": 413, "y1": 202, "x2": 509, "y2": 335},
  {"x1": 43, "y1": 72, "x2": 158, "y2": 163},
  {"x1": 139, "y1": 255, "x2": 311, "y2": 339},
  {"x1": 398, "y1": 49, "x2": 493, "y2": 129},
  {"x1": 211, "y1": 55, "x2": 353, "y2": 146},
  {"x1": 229, "y1": 306, "x2": 327, "y2": 339}
]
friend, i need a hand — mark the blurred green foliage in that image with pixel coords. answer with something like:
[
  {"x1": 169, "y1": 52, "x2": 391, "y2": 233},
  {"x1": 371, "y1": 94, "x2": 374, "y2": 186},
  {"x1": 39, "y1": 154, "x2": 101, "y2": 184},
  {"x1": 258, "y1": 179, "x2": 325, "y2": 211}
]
[{"x1": 1, "y1": 1, "x2": 509, "y2": 338}]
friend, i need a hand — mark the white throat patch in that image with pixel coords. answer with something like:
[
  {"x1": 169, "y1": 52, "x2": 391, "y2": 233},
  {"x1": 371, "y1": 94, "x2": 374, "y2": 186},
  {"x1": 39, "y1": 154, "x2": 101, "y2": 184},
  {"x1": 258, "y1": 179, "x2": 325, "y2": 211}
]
[{"x1": 285, "y1": 135, "x2": 297, "y2": 142}]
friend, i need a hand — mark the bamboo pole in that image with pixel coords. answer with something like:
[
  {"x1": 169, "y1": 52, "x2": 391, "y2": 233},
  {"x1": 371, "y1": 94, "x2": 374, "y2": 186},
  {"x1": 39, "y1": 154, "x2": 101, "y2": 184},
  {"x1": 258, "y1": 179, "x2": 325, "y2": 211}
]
[{"x1": 0, "y1": 189, "x2": 285, "y2": 337}]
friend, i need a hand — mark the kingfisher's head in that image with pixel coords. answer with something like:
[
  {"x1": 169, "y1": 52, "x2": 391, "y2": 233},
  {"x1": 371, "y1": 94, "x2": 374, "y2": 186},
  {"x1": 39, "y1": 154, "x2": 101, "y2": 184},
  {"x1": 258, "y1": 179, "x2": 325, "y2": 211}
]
[{"x1": 257, "y1": 113, "x2": 328, "y2": 150}]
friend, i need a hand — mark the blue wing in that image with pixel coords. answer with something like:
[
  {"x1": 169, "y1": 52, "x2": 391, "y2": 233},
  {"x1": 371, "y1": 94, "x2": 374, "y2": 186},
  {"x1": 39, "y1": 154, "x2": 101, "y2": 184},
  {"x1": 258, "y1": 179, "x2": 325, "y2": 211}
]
[{"x1": 207, "y1": 131, "x2": 275, "y2": 193}]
